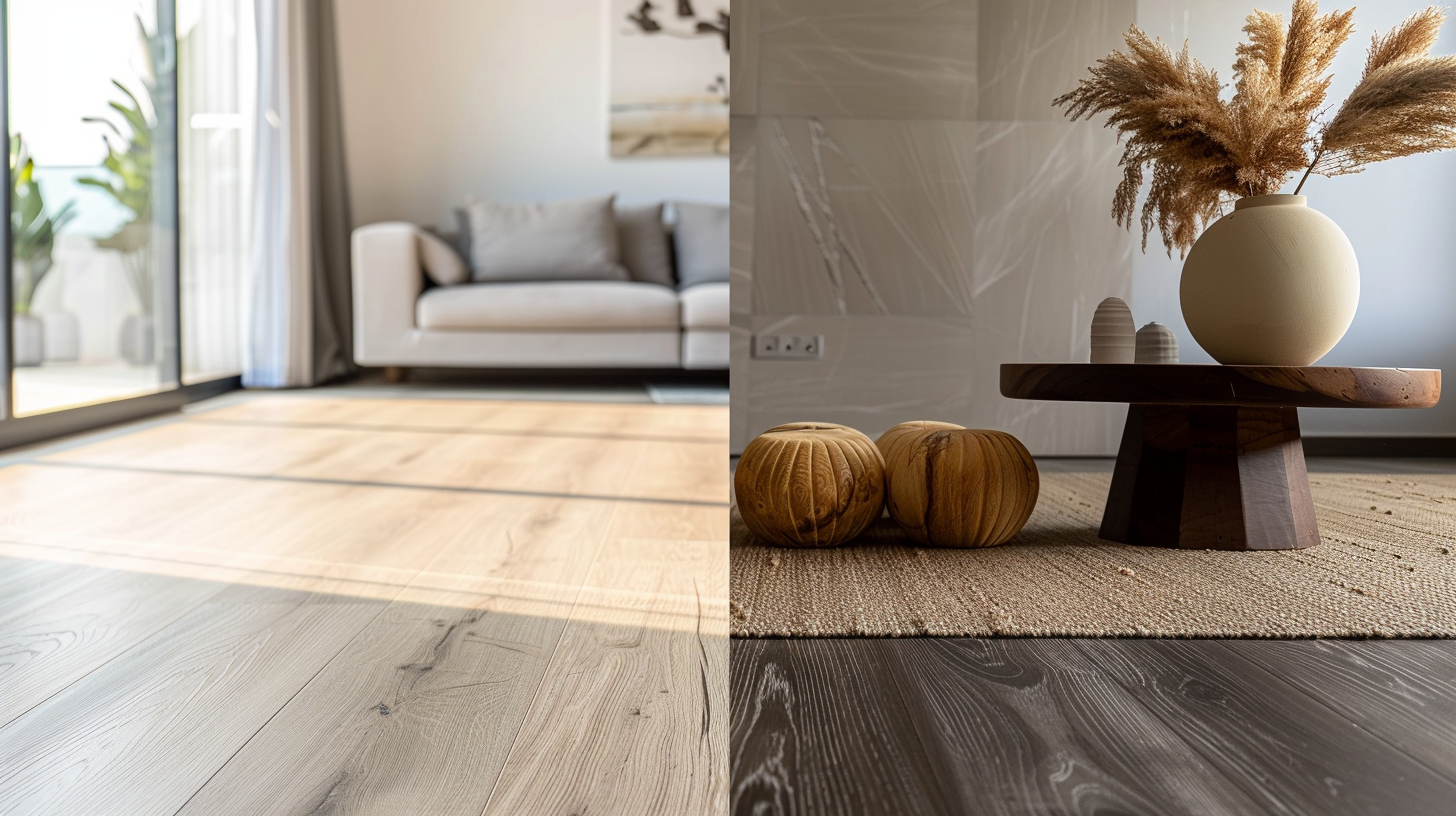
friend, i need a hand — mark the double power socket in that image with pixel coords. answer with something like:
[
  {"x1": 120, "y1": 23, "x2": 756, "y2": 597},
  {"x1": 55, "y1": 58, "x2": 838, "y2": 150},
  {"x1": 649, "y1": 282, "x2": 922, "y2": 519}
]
[{"x1": 753, "y1": 334, "x2": 824, "y2": 360}]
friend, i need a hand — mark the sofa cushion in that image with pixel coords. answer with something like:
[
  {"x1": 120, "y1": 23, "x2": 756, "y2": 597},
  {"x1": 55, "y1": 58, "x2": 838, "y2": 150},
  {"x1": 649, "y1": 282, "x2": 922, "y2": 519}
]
[
  {"x1": 616, "y1": 203, "x2": 675, "y2": 287},
  {"x1": 465, "y1": 194, "x2": 629, "y2": 282},
  {"x1": 672, "y1": 201, "x2": 729, "y2": 289},
  {"x1": 416, "y1": 281, "x2": 681, "y2": 331},
  {"x1": 417, "y1": 230, "x2": 469, "y2": 285},
  {"x1": 679, "y1": 282, "x2": 729, "y2": 329}
]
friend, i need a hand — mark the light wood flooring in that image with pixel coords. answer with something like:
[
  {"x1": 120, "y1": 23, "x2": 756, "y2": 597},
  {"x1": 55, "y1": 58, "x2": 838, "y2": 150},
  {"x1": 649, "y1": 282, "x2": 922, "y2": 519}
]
[{"x1": 0, "y1": 390, "x2": 729, "y2": 815}]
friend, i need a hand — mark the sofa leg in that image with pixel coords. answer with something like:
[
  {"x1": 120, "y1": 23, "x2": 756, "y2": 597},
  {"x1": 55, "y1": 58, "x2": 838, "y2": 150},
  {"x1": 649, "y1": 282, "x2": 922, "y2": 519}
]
[{"x1": 384, "y1": 366, "x2": 407, "y2": 384}]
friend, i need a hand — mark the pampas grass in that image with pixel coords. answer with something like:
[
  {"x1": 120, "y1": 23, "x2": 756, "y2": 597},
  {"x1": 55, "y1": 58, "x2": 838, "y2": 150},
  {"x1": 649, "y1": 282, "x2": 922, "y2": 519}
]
[
  {"x1": 1308, "y1": 7, "x2": 1456, "y2": 181},
  {"x1": 1056, "y1": 3, "x2": 1456, "y2": 256}
]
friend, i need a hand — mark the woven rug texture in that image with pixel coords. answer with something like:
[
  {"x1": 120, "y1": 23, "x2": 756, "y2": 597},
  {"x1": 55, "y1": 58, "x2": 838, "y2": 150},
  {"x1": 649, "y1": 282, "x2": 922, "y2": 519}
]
[{"x1": 730, "y1": 472, "x2": 1456, "y2": 638}]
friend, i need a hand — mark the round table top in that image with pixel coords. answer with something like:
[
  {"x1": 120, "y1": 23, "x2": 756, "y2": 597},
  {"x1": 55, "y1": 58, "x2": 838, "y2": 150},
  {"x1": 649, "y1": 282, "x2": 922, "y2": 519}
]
[{"x1": 1000, "y1": 364, "x2": 1441, "y2": 409}]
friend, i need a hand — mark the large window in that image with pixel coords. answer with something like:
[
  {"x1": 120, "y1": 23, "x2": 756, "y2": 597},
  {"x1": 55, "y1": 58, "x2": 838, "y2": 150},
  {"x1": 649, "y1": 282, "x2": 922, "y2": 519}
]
[
  {"x1": 8, "y1": 0, "x2": 178, "y2": 416},
  {"x1": 1, "y1": 0, "x2": 252, "y2": 439}
]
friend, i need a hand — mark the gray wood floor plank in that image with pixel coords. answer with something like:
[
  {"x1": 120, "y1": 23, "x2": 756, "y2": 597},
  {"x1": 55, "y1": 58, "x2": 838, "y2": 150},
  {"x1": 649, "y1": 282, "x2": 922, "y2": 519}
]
[
  {"x1": 1079, "y1": 639, "x2": 1456, "y2": 816},
  {"x1": 175, "y1": 597, "x2": 552, "y2": 816},
  {"x1": 0, "y1": 558, "x2": 108, "y2": 625},
  {"x1": 730, "y1": 638, "x2": 954, "y2": 816},
  {"x1": 0, "y1": 392, "x2": 729, "y2": 814},
  {"x1": 1225, "y1": 640, "x2": 1456, "y2": 784},
  {"x1": 174, "y1": 496, "x2": 620, "y2": 816},
  {"x1": 482, "y1": 502, "x2": 729, "y2": 815},
  {"x1": 883, "y1": 638, "x2": 1267, "y2": 815},
  {"x1": 0, "y1": 568, "x2": 232, "y2": 728},
  {"x1": 0, "y1": 580, "x2": 390, "y2": 816}
]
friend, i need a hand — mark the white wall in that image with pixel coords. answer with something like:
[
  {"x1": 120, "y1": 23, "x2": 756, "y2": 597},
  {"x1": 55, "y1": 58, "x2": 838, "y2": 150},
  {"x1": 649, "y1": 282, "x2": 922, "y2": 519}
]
[{"x1": 335, "y1": 0, "x2": 730, "y2": 230}]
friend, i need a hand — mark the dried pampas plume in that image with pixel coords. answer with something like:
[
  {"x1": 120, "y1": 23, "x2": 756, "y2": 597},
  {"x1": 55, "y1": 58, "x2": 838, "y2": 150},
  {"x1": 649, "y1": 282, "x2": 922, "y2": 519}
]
[
  {"x1": 1056, "y1": 2, "x2": 1456, "y2": 256},
  {"x1": 1304, "y1": 7, "x2": 1456, "y2": 183}
]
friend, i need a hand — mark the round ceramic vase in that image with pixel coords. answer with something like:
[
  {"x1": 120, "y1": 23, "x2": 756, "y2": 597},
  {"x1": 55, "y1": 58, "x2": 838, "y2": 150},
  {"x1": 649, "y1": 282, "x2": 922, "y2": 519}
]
[{"x1": 1180, "y1": 194, "x2": 1358, "y2": 367}]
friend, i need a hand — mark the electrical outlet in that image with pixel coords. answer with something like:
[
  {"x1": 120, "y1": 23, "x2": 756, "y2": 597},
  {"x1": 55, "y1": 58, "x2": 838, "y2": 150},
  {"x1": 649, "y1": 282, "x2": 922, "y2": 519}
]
[{"x1": 753, "y1": 334, "x2": 824, "y2": 359}]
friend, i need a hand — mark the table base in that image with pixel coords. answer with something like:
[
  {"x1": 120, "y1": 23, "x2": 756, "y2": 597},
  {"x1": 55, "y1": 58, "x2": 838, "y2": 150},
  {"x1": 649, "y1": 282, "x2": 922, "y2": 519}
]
[{"x1": 1100, "y1": 404, "x2": 1320, "y2": 550}]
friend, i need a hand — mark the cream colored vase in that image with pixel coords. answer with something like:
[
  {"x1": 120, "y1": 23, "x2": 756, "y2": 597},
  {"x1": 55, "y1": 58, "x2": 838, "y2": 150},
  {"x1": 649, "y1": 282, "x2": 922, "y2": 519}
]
[{"x1": 1180, "y1": 194, "x2": 1358, "y2": 366}]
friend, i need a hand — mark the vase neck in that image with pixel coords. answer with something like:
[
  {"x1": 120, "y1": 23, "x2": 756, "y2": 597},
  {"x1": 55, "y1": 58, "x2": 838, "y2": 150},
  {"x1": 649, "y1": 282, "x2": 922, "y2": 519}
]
[{"x1": 1235, "y1": 194, "x2": 1306, "y2": 211}]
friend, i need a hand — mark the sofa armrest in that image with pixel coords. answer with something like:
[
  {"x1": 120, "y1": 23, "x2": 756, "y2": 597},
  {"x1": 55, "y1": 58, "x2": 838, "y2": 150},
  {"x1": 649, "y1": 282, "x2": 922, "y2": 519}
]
[{"x1": 352, "y1": 222, "x2": 426, "y2": 365}]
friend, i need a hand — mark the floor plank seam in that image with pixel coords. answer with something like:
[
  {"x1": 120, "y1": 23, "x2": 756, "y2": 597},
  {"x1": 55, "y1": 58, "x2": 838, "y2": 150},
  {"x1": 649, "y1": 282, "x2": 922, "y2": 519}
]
[
  {"x1": 1065, "y1": 639, "x2": 1291, "y2": 812},
  {"x1": 475, "y1": 461, "x2": 638, "y2": 816},
  {"x1": 183, "y1": 416, "x2": 728, "y2": 445},
  {"x1": 1, "y1": 390, "x2": 729, "y2": 813},
  {"x1": 1209, "y1": 640, "x2": 1456, "y2": 793},
  {"x1": 166, "y1": 582, "x2": 417, "y2": 816},
  {"x1": 30, "y1": 459, "x2": 730, "y2": 508},
  {"x1": 878, "y1": 641, "x2": 960, "y2": 815},
  {"x1": 0, "y1": 577, "x2": 235, "y2": 733}
]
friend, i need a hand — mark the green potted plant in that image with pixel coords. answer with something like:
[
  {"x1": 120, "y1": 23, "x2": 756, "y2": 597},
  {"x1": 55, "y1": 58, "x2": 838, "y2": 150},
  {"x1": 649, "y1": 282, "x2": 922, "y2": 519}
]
[
  {"x1": 12, "y1": 135, "x2": 76, "y2": 367},
  {"x1": 78, "y1": 14, "x2": 162, "y2": 365}
]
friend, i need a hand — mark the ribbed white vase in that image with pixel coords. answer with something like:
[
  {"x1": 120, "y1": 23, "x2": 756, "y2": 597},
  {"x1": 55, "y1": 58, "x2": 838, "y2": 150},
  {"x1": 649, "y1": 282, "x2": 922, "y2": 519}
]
[
  {"x1": 1090, "y1": 297, "x2": 1135, "y2": 363},
  {"x1": 1180, "y1": 194, "x2": 1358, "y2": 367}
]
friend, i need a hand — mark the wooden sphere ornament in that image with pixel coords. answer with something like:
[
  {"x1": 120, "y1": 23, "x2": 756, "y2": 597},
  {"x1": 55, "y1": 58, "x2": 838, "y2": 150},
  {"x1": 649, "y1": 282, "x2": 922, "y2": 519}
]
[
  {"x1": 876, "y1": 420, "x2": 965, "y2": 470},
  {"x1": 735, "y1": 422, "x2": 885, "y2": 548},
  {"x1": 883, "y1": 427, "x2": 1039, "y2": 548}
]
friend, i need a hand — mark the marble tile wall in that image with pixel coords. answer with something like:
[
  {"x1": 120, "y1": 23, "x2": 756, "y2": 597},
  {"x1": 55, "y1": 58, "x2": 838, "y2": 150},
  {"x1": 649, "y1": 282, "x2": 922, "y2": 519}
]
[
  {"x1": 733, "y1": 0, "x2": 1137, "y2": 455},
  {"x1": 736, "y1": 0, "x2": 1456, "y2": 452}
]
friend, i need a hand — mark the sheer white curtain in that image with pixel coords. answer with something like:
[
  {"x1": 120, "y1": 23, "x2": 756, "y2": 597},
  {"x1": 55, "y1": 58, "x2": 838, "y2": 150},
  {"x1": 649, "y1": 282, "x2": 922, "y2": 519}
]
[
  {"x1": 179, "y1": 0, "x2": 255, "y2": 383},
  {"x1": 246, "y1": 0, "x2": 353, "y2": 388}
]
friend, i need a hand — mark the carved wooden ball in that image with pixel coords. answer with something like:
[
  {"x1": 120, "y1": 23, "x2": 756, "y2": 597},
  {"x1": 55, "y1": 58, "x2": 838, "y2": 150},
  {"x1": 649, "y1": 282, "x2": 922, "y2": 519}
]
[
  {"x1": 881, "y1": 427, "x2": 1039, "y2": 548},
  {"x1": 734, "y1": 422, "x2": 885, "y2": 547},
  {"x1": 876, "y1": 420, "x2": 965, "y2": 468}
]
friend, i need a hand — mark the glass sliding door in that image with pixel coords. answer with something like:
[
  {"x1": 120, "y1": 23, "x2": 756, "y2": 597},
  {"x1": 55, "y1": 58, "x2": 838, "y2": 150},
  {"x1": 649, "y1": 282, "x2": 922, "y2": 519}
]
[
  {"x1": 7, "y1": 0, "x2": 178, "y2": 417},
  {"x1": 179, "y1": 0, "x2": 253, "y2": 384}
]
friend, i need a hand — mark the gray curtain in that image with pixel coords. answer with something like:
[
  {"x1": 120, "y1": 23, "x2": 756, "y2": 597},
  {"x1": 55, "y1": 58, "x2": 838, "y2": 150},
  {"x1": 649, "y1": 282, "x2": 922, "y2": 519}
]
[{"x1": 304, "y1": 0, "x2": 355, "y2": 384}]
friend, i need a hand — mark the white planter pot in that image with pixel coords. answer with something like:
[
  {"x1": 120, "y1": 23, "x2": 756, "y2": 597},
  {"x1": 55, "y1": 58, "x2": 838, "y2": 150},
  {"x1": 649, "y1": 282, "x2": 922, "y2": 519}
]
[
  {"x1": 1180, "y1": 194, "x2": 1359, "y2": 366},
  {"x1": 41, "y1": 311, "x2": 80, "y2": 362},
  {"x1": 119, "y1": 314, "x2": 156, "y2": 365},
  {"x1": 12, "y1": 313, "x2": 43, "y2": 367}
]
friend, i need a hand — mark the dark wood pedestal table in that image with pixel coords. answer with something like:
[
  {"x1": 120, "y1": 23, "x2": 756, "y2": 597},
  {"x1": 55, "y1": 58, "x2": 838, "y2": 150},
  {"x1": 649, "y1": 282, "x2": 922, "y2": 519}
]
[{"x1": 1000, "y1": 364, "x2": 1442, "y2": 550}]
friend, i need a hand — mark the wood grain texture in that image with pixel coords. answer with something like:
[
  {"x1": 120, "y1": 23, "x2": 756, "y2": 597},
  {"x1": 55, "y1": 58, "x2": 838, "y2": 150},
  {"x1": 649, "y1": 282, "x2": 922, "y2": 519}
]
[
  {"x1": 731, "y1": 639, "x2": 953, "y2": 816},
  {"x1": 0, "y1": 565, "x2": 233, "y2": 728},
  {"x1": 884, "y1": 638, "x2": 1266, "y2": 815},
  {"x1": 0, "y1": 392, "x2": 730, "y2": 814},
  {"x1": 0, "y1": 579, "x2": 391, "y2": 815},
  {"x1": 1081, "y1": 639, "x2": 1456, "y2": 815},
  {"x1": 1228, "y1": 640, "x2": 1456, "y2": 784},
  {"x1": 881, "y1": 428, "x2": 1039, "y2": 548},
  {"x1": 484, "y1": 436, "x2": 729, "y2": 814},
  {"x1": 1000, "y1": 363, "x2": 1441, "y2": 409},
  {"x1": 1007, "y1": 363, "x2": 1440, "y2": 551},
  {"x1": 189, "y1": 393, "x2": 728, "y2": 443},
  {"x1": 0, "y1": 558, "x2": 114, "y2": 629},
  {"x1": 732, "y1": 638, "x2": 1456, "y2": 816},
  {"x1": 734, "y1": 422, "x2": 884, "y2": 547},
  {"x1": 41, "y1": 400, "x2": 714, "y2": 504},
  {"x1": 874, "y1": 420, "x2": 964, "y2": 464},
  {"x1": 1103, "y1": 405, "x2": 1319, "y2": 550},
  {"x1": 174, "y1": 495, "x2": 622, "y2": 816}
]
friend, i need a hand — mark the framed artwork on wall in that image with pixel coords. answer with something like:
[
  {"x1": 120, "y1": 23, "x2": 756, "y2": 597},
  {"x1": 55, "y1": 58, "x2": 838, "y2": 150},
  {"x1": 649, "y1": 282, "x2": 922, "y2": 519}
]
[{"x1": 609, "y1": 0, "x2": 729, "y2": 158}]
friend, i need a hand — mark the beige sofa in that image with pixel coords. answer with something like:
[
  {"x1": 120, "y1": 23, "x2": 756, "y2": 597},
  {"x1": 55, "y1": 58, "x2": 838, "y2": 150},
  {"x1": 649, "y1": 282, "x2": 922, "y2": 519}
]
[{"x1": 351, "y1": 222, "x2": 728, "y2": 371}]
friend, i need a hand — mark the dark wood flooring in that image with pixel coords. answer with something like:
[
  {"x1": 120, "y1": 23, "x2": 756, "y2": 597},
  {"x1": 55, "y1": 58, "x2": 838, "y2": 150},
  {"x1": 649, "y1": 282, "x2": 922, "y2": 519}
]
[{"x1": 730, "y1": 457, "x2": 1456, "y2": 816}]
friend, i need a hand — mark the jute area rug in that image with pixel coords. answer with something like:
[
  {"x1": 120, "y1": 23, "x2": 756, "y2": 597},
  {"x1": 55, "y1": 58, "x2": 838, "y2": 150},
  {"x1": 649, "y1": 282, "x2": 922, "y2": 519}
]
[{"x1": 730, "y1": 472, "x2": 1456, "y2": 638}]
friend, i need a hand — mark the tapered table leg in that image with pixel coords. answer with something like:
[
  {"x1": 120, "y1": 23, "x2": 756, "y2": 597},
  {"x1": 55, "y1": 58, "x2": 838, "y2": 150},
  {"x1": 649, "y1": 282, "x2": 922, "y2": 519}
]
[{"x1": 1100, "y1": 404, "x2": 1320, "y2": 550}]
